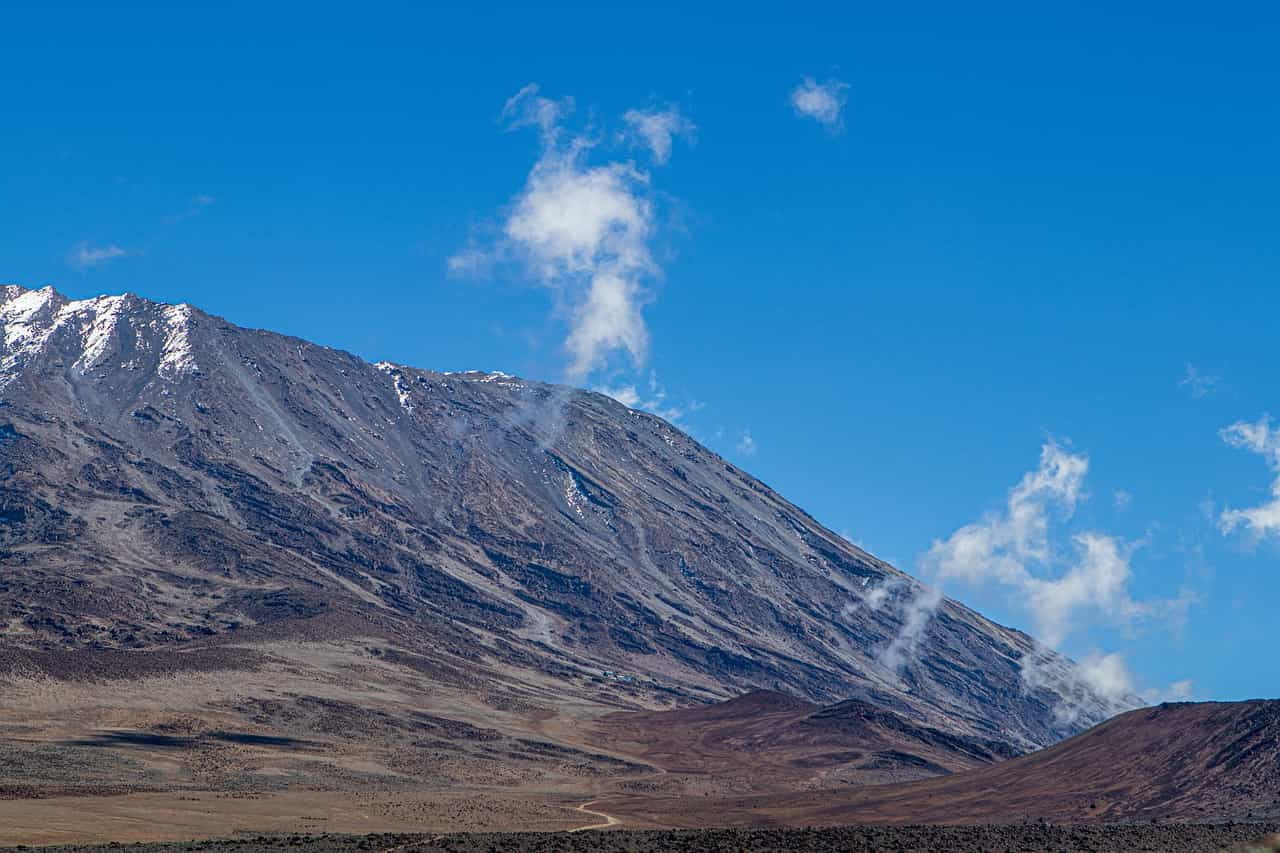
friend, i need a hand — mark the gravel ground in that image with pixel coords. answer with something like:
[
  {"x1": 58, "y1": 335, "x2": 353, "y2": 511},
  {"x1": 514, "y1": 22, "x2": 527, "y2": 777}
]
[{"x1": 5, "y1": 824, "x2": 1280, "y2": 853}]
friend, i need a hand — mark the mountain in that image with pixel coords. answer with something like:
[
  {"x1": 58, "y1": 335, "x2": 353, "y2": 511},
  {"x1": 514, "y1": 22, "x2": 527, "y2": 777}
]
[
  {"x1": 591, "y1": 700, "x2": 1280, "y2": 827},
  {"x1": 0, "y1": 284, "x2": 1125, "y2": 751}
]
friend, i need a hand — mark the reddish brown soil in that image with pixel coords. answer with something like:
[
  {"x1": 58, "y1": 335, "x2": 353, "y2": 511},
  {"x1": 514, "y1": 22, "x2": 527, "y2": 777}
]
[
  {"x1": 585, "y1": 690, "x2": 1014, "y2": 791},
  {"x1": 594, "y1": 700, "x2": 1280, "y2": 827}
]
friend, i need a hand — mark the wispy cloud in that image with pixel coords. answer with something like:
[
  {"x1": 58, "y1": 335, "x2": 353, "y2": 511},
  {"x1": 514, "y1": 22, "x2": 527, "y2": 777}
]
[
  {"x1": 1068, "y1": 652, "x2": 1196, "y2": 709},
  {"x1": 1179, "y1": 363, "x2": 1219, "y2": 399},
  {"x1": 876, "y1": 441, "x2": 1195, "y2": 719},
  {"x1": 164, "y1": 193, "x2": 216, "y2": 225},
  {"x1": 622, "y1": 106, "x2": 695, "y2": 165},
  {"x1": 790, "y1": 75, "x2": 849, "y2": 133},
  {"x1": 1114, "y1": 489, "x2": 1133, "y2": 511},
  {"x1": 926, "y1": 443, "x2": 1087, "y2": 600},
  {"x1": 924, "y1": 442, "x2": 1192, "y2": 649},
  {"x1": 452, "y1": 84, "x2": 685, "y2": 381},
  {"x1": 501, "y1": 83, "x2": 574, "y2": 140},
  {"x1": 1075, "y1": 652, "x2": 1136, "y2": 703},
  {"x1": 599, "y1": 384, "x2": 642, "y2": 408},
  {"x1": 880, "y1": 583, "x2": 942, "y2": 673},
  {"x1": 1144, "y1": 677, "x2": 1196, "y2": 704},
  {"x1": 446, "y1": 246, "x2": 492, "y2": 277},
  {"x1": 1219, "y1": 416, "x2": 1280, "y2": 541},
  {"x1": 736, "y1": 430, "x2": 757, "y2": 456},
  {"x1": 66, "y1": 242, "x2": 132, "y2": 270},
  {"x1": 598, "y1": 372, "x2": 685, "y2": 422}
]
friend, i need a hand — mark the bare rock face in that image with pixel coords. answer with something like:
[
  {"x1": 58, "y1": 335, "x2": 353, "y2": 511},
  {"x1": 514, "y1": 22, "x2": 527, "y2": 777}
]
[{"x1": 0, "y1": 285, "x2": 1126, "y2": 750}]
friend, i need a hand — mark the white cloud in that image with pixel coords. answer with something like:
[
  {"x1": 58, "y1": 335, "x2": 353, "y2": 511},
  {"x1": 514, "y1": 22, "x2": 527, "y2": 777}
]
[
  {"x1": 597, "y1": 372, "x2": 685, "y2": 423},
  {"x1": 736, "y1": 430, "x2": 757, "y2": 456},
  {"x1": 1113, "y1": 489, "x2": 1133, "y2": 511},
  {"x1": 501, "y1": 83, "x2": 574, "y2": 141},
  {"x1": 924, "y1": 443, "x2": 1190, "y2": 649},
  {"x1": 880, "y1": 584, "x2": 942, "y2": 673},
  {"x1": 1219, "y1": 416, "x2": 1280, "y2": 540},
  {"x1": 452, "y1": 84, "x2": 683, "y2": 380},
  {"x1": 1065, "y1": 652, "x2": 1194, "y2": 711},
  {"x1": 872, "y1": 438, "x2": 1194, "y2": 718},
  {"x1": 1075, "y1": 651, "x2": 1136, "y2": 703},
  {"x1": 862, "y1": 581, "x2": 894, "y2": 611},
  {"x1": 622, "y1": 106, "x2": 695, "y2": 165},
  {"x1": 67, "y1": 242, "x2": 131, "y2": 270},
  {"x1": 1019, "y1": 650, "x2": 1140, "y2": 725},
  {"x1": 790, "y1": 75, "x2": 850, "y2": 132},
  {"x1": 1026, "y1": 533, "x2": 1143, "y2": 648},
  {"x1": 1142, "y1": 678, "x2": 1196, "y2": 704},
  {"x1": 446, "y1": 246, "x2": 491, "y2": 277},
  {"x1": 1179, "y1": 363, "x2": 1219, "y2": 399},
  {"x1": 927, "y1": 442, "x2": 1087, "y2": 590},
  {"x1": 599, "y1": 384, "x2": 642, "y2": 408}
]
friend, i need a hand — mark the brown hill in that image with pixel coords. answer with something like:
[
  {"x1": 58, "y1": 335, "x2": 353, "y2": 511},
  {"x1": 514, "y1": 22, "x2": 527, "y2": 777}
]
[
  {"x1": 585, "y1": 690, "x2": 1018, "y2": 793},
  {"x1": 595, "y1": 699, "x2": 1280, "y2": 827}
]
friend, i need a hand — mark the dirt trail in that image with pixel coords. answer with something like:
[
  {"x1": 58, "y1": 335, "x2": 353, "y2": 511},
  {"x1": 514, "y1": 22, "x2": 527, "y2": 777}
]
[{"x1": 567, "y1": 800, "x2": 620, "y2": 832}]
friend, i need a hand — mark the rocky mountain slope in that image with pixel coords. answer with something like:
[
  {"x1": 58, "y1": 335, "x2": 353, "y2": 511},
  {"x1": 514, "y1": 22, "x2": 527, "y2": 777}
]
[{"x1": 0, "y1": 284, "x2": 1125, "y2": 750}]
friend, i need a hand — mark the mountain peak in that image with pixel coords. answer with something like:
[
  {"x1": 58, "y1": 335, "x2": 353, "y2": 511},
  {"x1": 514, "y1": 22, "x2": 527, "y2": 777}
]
[
  {"x1": 1, "y1": 283, "x2": 34, "y2": 305},
  {"x1": 1, "y1": 286, "x2": 201, "y2": 393}
]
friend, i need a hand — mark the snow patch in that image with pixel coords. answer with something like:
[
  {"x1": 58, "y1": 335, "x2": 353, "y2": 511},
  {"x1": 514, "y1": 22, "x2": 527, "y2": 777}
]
[
  {"x1": 1, "y1": 286, "x2": 67, "y2": 391},
  {"x1": 75, "y1": 295, "x2": 128, "y2": 371},
  {"x1": 442, "y1": 369, "x2": 523, "y2": 388},
  {"x1": 158, "y1": 304, "x2": 199, "y2": 378},
  {"x1": 376, "y1": 361, "x2": 415, "y2": 414},
  {"x1": 563, "y1": 473, "x2": 587, "y2": 517},
  {"x1": 2, "y1": 286, "x2": 59, "y2": 350}
]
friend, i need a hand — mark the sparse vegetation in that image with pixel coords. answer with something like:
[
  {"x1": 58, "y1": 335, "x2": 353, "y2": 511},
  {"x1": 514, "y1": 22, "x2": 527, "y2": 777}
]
[{"x1": 6, "y1": 825, "x2": 1280, "y2": 853}]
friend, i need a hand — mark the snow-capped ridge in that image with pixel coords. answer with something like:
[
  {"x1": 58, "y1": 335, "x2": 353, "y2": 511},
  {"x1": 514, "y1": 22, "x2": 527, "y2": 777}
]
[
  {"x1": 0, "y1": 285, "x2": 200, "y2": 393},
  {"x1": 1, "y1": 283, "x2": 32, "y2": 306}
]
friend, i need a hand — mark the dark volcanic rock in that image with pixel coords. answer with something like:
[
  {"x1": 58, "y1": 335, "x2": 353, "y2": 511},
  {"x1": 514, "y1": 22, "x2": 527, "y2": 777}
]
[{"x1": 4, "y1": 824, "x2": 1280, "y2": 853}]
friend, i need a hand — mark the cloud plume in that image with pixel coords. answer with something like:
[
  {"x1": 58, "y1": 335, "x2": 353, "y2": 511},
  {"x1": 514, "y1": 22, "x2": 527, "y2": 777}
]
[
  {"x1": 1219, "y1": 416, "x2": 1280, "y2": 541},
  {"x1": 922, "y1": 442, "x2": 1192, "y2": 649},
  {"x1": 453, "y1": 84, "x2": 683, "y2": 380},
  {"x1": 67, "y1": 242, "x2": 132, "y2": 270},
  {"x1": 879, "y1": 441, "x2": 1194, "y2": 713},
  {"x1": 622, "y1": 106, "x2": 695, "y2": 165},
  {"x1": 598, "y1": 372, "x2": 685, "y2": 423},
  {"x1": 879, "y1": 583, "x2": 943, "y2": 673}
]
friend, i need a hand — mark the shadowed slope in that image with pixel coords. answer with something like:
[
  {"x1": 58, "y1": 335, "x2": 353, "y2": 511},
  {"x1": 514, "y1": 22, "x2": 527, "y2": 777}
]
[{"x1": 588, "y1": 690, "x2": 1018, "y2": 790}]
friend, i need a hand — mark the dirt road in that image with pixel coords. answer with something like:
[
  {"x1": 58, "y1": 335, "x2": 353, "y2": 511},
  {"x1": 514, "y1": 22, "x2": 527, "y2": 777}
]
[{"x1": 567, "y1": 801, "x2": 620, "y2": 832}]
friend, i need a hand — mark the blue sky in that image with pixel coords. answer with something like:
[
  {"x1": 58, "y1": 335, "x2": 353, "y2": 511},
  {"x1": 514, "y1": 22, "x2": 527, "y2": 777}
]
[{"x1": 3, "y1": 1, "x2": 1279, "y2": 703}]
